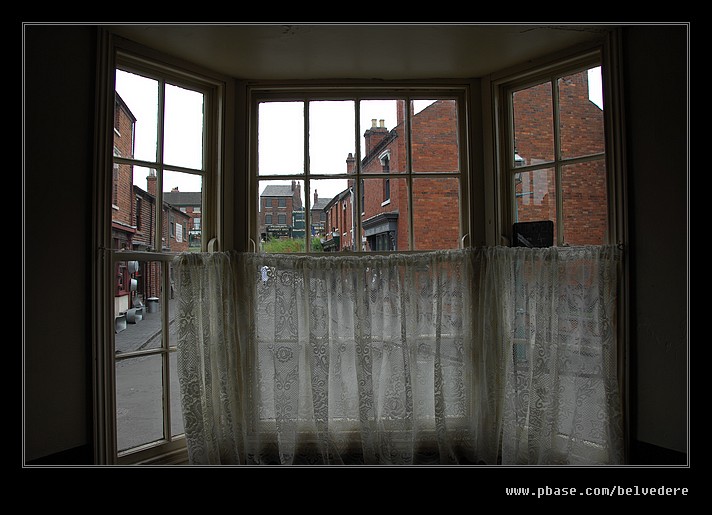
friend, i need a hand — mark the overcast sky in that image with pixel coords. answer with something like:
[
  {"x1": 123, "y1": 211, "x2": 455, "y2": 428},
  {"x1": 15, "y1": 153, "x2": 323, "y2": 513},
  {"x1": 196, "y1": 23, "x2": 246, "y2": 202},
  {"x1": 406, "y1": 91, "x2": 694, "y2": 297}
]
[{"x1": 116, "y1": 66, "x2": 602, "y2": 208}]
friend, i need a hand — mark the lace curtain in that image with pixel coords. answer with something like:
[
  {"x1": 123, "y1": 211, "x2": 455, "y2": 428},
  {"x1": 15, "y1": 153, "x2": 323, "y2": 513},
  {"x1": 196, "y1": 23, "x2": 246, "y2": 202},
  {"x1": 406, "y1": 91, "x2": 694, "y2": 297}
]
[{"x1": 174, "y1": 246, "x2": 623, "y2": 465}]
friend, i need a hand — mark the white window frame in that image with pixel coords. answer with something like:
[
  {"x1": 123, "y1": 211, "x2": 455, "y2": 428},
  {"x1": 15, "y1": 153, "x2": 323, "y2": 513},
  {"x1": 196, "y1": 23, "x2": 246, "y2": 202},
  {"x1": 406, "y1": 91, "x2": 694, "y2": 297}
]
[
  {"x1": 92, "y1": 31, "x2": 232, "y2": 465},
  {"x1": 248, "y1": 86, "x2": 473, "y2": 253}
]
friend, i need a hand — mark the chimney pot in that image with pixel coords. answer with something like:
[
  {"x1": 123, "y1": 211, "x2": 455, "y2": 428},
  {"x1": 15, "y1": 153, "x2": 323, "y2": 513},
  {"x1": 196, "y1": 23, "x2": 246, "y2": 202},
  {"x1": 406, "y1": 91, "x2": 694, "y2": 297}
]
[
  {"x1": 379, "y1": 119, "x2": 385, "y2": 128},
  {"x1": 371, "y1": 119, "x2": 377, "y2": 128}
]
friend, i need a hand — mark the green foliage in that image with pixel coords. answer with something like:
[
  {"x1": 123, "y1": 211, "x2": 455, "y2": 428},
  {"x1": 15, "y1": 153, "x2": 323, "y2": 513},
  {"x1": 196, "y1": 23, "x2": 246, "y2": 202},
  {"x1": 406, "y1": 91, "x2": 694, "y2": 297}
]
[{"x1": 262, "y1": 237, "x2": 325, "y2": 253}]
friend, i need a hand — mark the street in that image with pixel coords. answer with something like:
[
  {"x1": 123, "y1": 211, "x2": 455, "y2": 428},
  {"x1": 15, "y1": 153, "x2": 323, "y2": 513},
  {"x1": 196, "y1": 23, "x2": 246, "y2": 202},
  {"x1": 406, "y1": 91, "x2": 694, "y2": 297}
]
[{"x1": 114, "y1": 299, "x2": 185, "y2": 452}]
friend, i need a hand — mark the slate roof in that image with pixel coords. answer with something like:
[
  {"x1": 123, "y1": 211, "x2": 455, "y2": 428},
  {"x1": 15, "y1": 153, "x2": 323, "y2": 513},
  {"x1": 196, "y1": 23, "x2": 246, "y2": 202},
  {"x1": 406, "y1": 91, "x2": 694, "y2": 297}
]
[{"x1": 163, "y1": 191, "x2": 202, "y2": 207}]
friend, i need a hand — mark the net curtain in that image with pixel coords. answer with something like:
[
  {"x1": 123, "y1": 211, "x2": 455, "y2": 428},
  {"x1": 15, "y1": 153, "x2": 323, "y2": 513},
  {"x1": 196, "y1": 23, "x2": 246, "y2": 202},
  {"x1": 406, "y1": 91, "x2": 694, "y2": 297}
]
[{"x1": 173, "y1": 246, "x2": 623, "y2": 465}]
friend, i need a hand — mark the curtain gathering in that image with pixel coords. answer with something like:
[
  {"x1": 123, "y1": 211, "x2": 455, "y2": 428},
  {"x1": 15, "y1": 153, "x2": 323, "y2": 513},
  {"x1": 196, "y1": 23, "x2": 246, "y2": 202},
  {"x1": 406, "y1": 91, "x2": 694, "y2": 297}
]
[{"x1": 174, "y1": 246, "x2": 623, "y2": 465}]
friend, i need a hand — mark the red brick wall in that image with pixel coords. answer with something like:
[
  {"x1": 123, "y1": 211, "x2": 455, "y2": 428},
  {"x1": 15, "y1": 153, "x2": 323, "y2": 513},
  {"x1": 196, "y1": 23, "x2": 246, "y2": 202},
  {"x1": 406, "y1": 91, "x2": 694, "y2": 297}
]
[
  {"x1": 360, "y1": 100, "x2": 460, "y2": 251},
  {"x1": 513, "y1": 69, "x2": 607, "y2": 244},
  {"x1": 113, "y1": 99, "x2": 135, "y2": 228}
]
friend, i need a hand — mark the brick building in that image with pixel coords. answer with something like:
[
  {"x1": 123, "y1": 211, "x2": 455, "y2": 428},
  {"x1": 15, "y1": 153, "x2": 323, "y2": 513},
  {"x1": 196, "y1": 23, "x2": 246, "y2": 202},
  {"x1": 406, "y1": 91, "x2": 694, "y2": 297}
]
[
  {"x1": 512, "y1": 68, "x2": 607, "y2": 245},
  {"x1": 322, "y1": 187, "x2": 355, "y2": 251},
  {"x1": 259, "y1": 180, "x2": 304, "y2": 242},
  {"x1": 323, "y1": 99, "x2": 461, "y2": 252},
  {"x1": 163, "y1": 188, "x2": 203, "y2": 249},
  {"x1": 112, "y1": 93, "x2": 190, "y2": 318},
  {"x1": 310, "y1": 189, "x2": 329, "y2": 238}
]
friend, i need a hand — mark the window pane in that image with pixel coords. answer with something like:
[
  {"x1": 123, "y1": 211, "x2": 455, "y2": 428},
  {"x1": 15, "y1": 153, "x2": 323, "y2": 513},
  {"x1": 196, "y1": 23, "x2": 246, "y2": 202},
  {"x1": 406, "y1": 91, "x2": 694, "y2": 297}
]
[
  {"x1": 114, "y1": 260, "x2": 164, "y2": 352},
  {"x1": 512, "y1": 82, "x2": 554, "y2": 166},
  {"x1": 362, "y1": 177, "x2": 409, "y2": 252},
  {"x1": 514, "y1": 168, "x2": 557, "y2": 241},
  {"x1": 412, "y1": 178, "x2": 460, "y2": 250},
  {"x1": 311, "y1": 178, "x2": 348, "y2": 252},
  {"x1": 360, "y1": 100, "x2": 405, "y2": 173},
  {"x1": 164, "y1": 83, "x2": 205, "y2": 170},
  {"x1": 169, "y1": 351, "x2": 184, "y2": 438},
  {"x1": 309, "y1": 100, "x2": 355, "y2": 175},
  {"x1": 259, "y1": 101, "x2": 304, "y2": 176},
  {"x1": 111, "y1": 162, "x2": 134, "y2": 247},
  {"x1": 411, "y1": 99, "x2": 459, "y2": 174},
  {"x1": 164, "y1": 171, "x2": 203, "y2": 250},
  {"x1": 562, "y1": 160, "x2": 608, "y2": 245},
  {"x1": 558, "y1": 67, "x2": 605, "y2": 160},
  {"x1": 116, "y1": 354, "x2": 164, "y2": 452},
  {"x1": 259, "y1": 180, "x2": 305, "y2": 252},
  {"x1": 115, "y1": 70, "x2": 158, "y2": 163}
]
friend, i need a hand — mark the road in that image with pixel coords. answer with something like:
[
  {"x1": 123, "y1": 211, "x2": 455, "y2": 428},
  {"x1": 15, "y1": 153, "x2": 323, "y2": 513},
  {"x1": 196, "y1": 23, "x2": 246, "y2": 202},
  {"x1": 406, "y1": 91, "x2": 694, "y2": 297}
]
[{"x1": 114, "y1": 299, "x2": 185, "y2": 452}]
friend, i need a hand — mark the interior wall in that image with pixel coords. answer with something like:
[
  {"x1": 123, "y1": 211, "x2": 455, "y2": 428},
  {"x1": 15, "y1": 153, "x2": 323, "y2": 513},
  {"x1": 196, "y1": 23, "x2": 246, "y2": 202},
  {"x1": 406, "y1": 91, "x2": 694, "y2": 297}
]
[
  {"x1": 623, "y1": 25, "x2": 688, "y2": 457},
  {"x1": 24, "y1": 26, "x2": 96, "y2": 462}
]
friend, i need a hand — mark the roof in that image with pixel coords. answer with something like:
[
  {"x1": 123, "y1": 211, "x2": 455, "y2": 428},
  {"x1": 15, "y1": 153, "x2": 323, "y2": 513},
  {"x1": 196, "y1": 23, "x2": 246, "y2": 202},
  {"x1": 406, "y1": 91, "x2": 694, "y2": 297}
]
[
  {"x1": 311, "y1": 198, "x2": 330, "y2": 211},
  {"x1": 261, "y1": 184, "x2": 297, "y2": 197},
  {"x1": 163, "y1": 191, "x2": 202, "y2": 207}
]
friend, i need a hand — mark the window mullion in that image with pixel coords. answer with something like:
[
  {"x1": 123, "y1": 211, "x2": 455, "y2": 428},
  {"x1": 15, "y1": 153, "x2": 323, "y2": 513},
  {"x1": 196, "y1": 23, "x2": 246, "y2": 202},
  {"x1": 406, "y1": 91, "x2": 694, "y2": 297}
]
[
  {"x1": 354, "y1": 98, "x2": 362, "y2": 251},
  {"x1": 161, "y1": 260, "x2": 172, "y2": 441},
  {"x1": 154, "y1": 79, "x2": 166, "y2": 252},
  {"x1": 405, "y1": 97, "x2": 414, "y2": 251},
  {"x1": 551, "y1": 77, "x2": 565, "y2": 246},
  {"x1": 304, "y1": 100, "x2": 311, "y2": 252}
]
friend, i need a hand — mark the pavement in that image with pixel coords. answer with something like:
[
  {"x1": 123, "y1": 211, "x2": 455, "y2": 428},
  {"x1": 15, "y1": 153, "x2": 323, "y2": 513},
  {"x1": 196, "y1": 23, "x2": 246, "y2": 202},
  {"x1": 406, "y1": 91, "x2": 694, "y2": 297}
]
[{"x1": 115, "y1": 298, "x2": 177, "y2": 354}]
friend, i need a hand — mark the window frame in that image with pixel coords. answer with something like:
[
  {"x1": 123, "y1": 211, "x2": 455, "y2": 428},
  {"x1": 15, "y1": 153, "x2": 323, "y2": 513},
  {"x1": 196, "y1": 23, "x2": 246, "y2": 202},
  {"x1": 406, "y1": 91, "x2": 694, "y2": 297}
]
[
  {"x1": 248, "y1": 85, "x2": 472, "y2": 254},
  {"x1": 487, "y1": 35, "x2": 629, "y2": 457},
  {"x1": 489, "y1": 43, "x2": 626, "y2": 249},
  {"x1": 93, "y1": 31, "x2": 231, "y2": 465}
]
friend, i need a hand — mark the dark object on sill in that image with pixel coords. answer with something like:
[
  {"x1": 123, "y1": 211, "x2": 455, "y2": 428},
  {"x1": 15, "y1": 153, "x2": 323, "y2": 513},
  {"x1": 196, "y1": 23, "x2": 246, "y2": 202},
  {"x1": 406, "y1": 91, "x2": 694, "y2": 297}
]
[{"x1": 513, "y1": 221, "x2": 554, "y2": 248}]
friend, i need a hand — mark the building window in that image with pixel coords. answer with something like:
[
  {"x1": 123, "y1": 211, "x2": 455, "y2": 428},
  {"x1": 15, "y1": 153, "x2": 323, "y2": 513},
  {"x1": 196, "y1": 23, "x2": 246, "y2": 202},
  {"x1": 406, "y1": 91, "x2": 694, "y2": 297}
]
[
  {"x1": 265, "y1": 214, "x2": 272, "y2": 224},
  {"x1": 278, "y1": 213, "x2": 286, "y2": 225},
  {"x1": 498, "y1": 54, "x2": 609, "y2": 246},
  {"x1": 253, "y1": 91, "x2": 466, "y2": 254},
  {"x1": 381, "y1": 152, "x2": 391, "y2": 203},
  {"x1": 278, "y1": 197, "x2": 286, "y2": 208},
  {"x1": 98, "y1": 38, "x2": 225, "y2": 465}
]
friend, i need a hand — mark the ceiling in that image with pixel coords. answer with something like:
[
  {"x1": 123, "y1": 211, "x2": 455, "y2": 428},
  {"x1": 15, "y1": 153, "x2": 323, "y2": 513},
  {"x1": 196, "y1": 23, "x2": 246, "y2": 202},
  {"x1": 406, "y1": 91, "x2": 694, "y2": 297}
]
[{"x1": 107, "y1": 23, "x2": 614, "y2": 80}]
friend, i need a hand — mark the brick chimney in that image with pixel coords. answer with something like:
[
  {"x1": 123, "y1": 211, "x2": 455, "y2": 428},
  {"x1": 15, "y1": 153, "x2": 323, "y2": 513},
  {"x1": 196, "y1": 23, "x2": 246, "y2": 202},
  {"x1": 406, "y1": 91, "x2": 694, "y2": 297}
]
[
  {"x1": 147, "y1": 169, "x2": 157, "y2": 197},
  {"x1": 363, "y1": 118, "x2": 389, "y2": 157},
  {"x1": 346, "y1": 152, "x2": 355, "y2": 174},
  {"x1": 314, "y1": 189, "x2": 318, "y2": 206}
]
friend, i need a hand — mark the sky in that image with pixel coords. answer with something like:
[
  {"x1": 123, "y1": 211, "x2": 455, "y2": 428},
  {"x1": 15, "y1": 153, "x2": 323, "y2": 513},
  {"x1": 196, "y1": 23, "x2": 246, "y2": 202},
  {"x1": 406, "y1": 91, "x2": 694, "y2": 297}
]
[{"x1": 116, "y1": 66, "x2": 603, "y2": 208}]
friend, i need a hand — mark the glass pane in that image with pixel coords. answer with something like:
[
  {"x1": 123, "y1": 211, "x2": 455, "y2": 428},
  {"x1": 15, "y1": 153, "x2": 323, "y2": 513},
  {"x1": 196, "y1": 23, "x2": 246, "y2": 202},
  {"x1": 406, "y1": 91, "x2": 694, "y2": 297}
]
[
  {"x1": 360, "y1": 100, "x2": 405, "y2": 173},
  {"x1": 558, "y1": 67, "x2": 605, "y2": 160},
  {"x1": 164, "y1": 170, "x2": 203, "y2": 251},
  {"x1": 116, "y1": 354, "x2": 164, "y2": 452},
  {"x1": 413, "y1": 178, "x2": 460, "y2": 250},
  {"x1": 258, "y1": 101, "x2": 304, "y2": 176},
  {"x1": 562, "y1": 160, "x2": 608, "y2": 245},
  {"x1": 169, "y1": 351, "x2": 184, "y2": 438},
  {"x1": 512, "y1": 81, "x2": 554, "y2": 166},
  {"x1": 110, "y1": 161, "x2": 134, "y2": 249},
  {"x1": 411, "y1": 99, "x2": 459, "y2": 173},
  {"x1": 514, "y1": 168, "x2": 557, "y2": 241},
  {"x1": 258, "y1": 180, "x2": 306, "y2": 252},
  {"x1": 168, "y1": 263, "x2": 182, "y2": 438},
  {"x1": 114, "y1": 260, "x2": 164, "y2": 353},
  {"x1": 310, "y1": 178, "x2": 349, "y2": 252},
  {"x1": 115, "y1": 69, "x2": 158, "y2": 163},
  {"x1": 164, "y1": 83, "x2": 205, "y2": 170},
  {"x1": 309, "y1": 100, "x2": 355, "y2": 175},
  {"x1": 361, "y1": 177, "x2": 409, "y2": 252}
]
